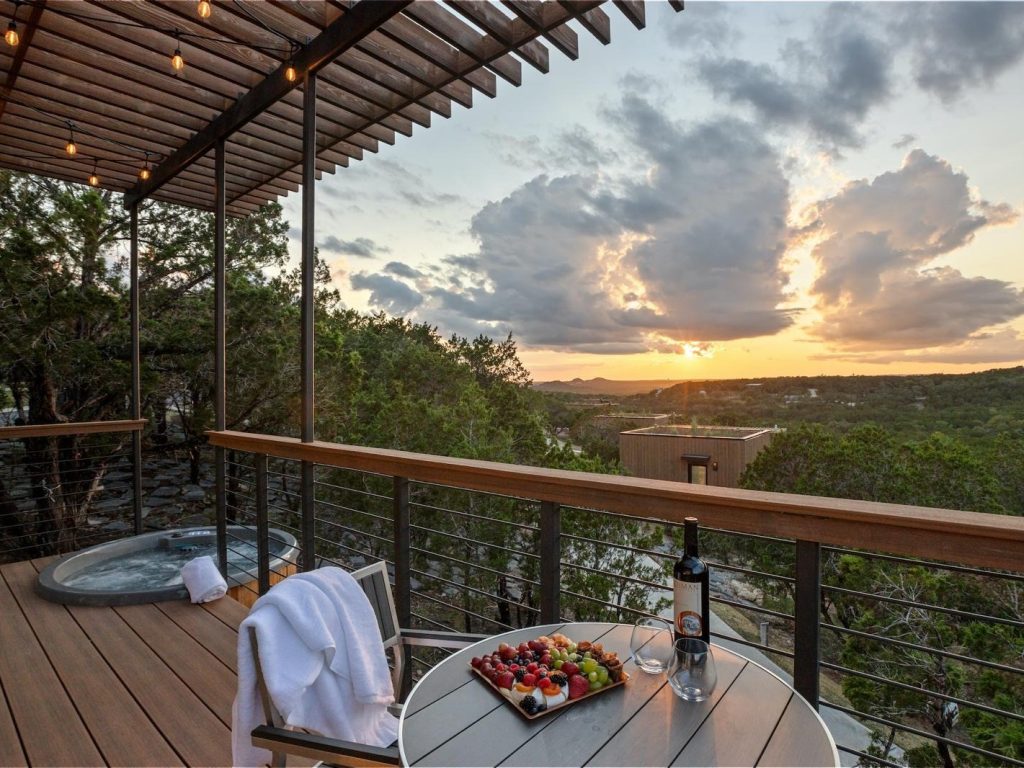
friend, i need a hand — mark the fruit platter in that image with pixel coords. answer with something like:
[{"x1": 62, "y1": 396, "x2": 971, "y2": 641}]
[{"x1": 468, "y1": 633, "x2": 628, "y2": 719}]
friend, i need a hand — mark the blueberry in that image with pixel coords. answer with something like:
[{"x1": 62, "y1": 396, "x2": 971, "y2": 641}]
[{"x1": 514, "y1": 668, "x2": 526, "y2": 682}]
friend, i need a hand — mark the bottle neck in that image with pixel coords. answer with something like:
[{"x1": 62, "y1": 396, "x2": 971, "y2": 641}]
[{"x1": 684, "y1": 524, "x2": 698, "y2": 557}]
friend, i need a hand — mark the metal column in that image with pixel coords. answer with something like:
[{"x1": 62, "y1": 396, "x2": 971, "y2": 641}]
[
  {"x1": 299, "y1": 70, "x2": 317, "y2": 571},
  {"x1": 793, "y1": 540, "x2": 822, "y2": 708},
  {"x1": 129, "y1": 205, "x2": 143, "y2": 535},
  {"x1": 214, "y1": 138, "x2": 227, "y2": 576}
]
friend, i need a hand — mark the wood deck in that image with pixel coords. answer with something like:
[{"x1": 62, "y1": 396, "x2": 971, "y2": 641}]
[{"x1": 0, "y1": 558, "x2": 249, "y2": 767}]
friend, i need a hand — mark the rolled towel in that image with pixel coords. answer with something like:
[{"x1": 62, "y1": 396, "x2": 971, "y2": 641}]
[{"x1": 181, "y1": 555, "x2": 228, "y2": 603}]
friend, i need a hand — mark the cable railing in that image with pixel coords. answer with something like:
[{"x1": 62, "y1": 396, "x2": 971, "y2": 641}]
[
  {"x1": 0, "y1": 420, "x2": 146, "y2": 563},
  {"x1": 207, "y1": 429, "x2": 1024, "y2": 768}
]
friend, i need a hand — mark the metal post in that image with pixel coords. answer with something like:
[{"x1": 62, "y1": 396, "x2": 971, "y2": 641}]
[
  {"x1": 393, "y1": 476, "x2": 412, "y2": 696},
  {"x1": 793, "y1": 540, "x2": 821, "y2": 708},
  {"x1": 214, "y1": 138, "x2": 228, "y2": 576},
  {"x1": 539, "y1": 501, "x2": 561, "y2": 624},
  {"x1": 129, "y1": 204, "x2": 143, "y2": 535},
  {"x1": 255, "y1": 453, "x2": 270, "y2": 595},
  {"x1": 299, "y1": 70, "x2": 317, "y2": 571}
]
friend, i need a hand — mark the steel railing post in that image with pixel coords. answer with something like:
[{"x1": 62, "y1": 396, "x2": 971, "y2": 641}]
[
  {"x1": 298, "y1": 69, "x2": 317, "y2": 572},
  {"x1": 214, "y1": 138, "x2": 227, "y2": 577},
  {"x1": 129, "y1": 204, "x2": 143, "y2": 536},
  {"x1": 794, "y1": 539, "x2": 821, "y2": 709},
  {"x1": 255, "y1": 453, "x2": 270, "y2": 595},
  {"x1": 540, "y1": 501, "x2": 561, "y2": 624},
  {"x1": 393, "y1": 475, "x2": 412, "y2": 696}
]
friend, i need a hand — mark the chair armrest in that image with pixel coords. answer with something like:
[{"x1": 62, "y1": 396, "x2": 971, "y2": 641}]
[
  {"x1": 400, "y1": 628, "x2": 487, "y2": 649},
  {"x1": 251, "y1": 725, "x2": 400, "y2": 767}
]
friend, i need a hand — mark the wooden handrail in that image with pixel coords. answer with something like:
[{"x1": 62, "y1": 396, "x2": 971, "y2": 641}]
[
  {"x1": 0, "y1": 420, "x2": 147, "y2": 441},
  {"x1": 207, "y1": 431, "x2": 1024, "y2": 572}
]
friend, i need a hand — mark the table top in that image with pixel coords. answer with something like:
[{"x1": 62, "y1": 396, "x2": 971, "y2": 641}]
[{"x1": 398, "y1": 622, "x2": 838, "y2": 767}]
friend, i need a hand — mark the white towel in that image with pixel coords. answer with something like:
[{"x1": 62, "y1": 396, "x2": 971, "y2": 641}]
[
  {"x1": 232, "y1": 567, "x2": 398, "y2": 768},
  {"x1": 181, "y1": 555, "x2": 228, "y2": 603}
]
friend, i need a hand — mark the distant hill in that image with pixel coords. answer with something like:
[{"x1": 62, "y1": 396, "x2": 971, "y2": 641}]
[{"x1": 533, "y1": 377, "x2": 690, "y2": 396}]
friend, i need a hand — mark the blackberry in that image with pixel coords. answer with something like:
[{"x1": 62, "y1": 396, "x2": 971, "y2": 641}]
[
  {"x1": 520, "y1": 695, "x2": 538, "y2": 715},
  {"x1": 514, "y1": 668, "x2": 527, "y2": 682},
  {"x1": 548, "y1": 673, "x2": 567, "y2": 687}
]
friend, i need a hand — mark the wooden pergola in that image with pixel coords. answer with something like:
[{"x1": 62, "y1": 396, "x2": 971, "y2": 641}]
[{"x1": 0, "y1": 0, "x2": 682, "y2": 572}]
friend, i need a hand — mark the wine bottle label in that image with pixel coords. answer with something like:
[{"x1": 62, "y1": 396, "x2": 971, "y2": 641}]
[{"x1": 673, "y1": 579, "x2": 704, "y2": 637}]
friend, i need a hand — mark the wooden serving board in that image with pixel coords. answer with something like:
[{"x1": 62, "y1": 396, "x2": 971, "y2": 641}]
[{"x1": 469, "y1": 666, "x2": 628, "y2": 720}]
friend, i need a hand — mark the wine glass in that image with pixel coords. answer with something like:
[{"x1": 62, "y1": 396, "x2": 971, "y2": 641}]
[
  {"x1": 667, "y1": 638, "x2": 717, "y2": 701},
  {"x1": 630, "y1": 617, "x2": 674, "y2": 673}
]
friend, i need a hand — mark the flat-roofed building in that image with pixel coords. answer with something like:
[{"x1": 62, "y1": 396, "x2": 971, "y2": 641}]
[{"x1": 620, "y1": 425, "x2": 775, "y2": 487}]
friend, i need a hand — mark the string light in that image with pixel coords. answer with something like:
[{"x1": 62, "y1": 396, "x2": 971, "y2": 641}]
[
  {"x1": 88, "y1": 159, "x2": 100, "y2": 187},
  {"x1": 197, "y1": 1, "x2": 212, "y2": 19},
  {"x1": 171, "y1": 33, "x2": 184, "y2": 72},
  {"x1": 285, "y1": 60, "x2": 297, "y2": 82},
  {"x1": 5, "y1": 19, "x2": 18, "y2": 48},
  {"x1": 139, "y1": 153, "x2": 151, "y2": 181},
  {"x1": 65, "y1": 126, "x2": 77, "y2": 156}
]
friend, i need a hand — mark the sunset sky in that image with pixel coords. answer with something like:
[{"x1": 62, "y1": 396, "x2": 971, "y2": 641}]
[{"x1": 280, "y1": 2, "x2": 1024, "y2": 381}]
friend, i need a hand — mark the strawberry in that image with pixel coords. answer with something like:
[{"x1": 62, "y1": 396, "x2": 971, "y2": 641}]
[
  {"x1": 526, "y1": 662, "x2": 539, "y2": 674},
  {"x1": 496, "y1": 671, "x2": 515, "y2": 689},
  {"x1": 561, "y1": 661, "x2": 579, "y2": 677},
  {"x1": 567, "y1": 674, "x2": 589, "y2": 700},
  {"x1": 521, "y1": 673, "x2": 537, "y2": 687}
]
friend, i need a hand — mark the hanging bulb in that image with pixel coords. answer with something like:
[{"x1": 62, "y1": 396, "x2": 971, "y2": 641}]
[
  {"x1": 285, "y1": 61, "x2": 297, "y2": 82},
  {"x1": 88, "y1": 161, "x2": 100, "y2": 187},
  {"x1": 139, "y1": 164, "x2": 151, "y2": 181},
  {"x1": 197, "y1": 0, "x2": 212, "y2": 19},
  {"x1": 171, "y1": 45, "x2": 184, "y2": 72},
  {"x1": 5, "y1": 20, "x2": 18, "y2": 47},
  {"x1": 65, "y1": 130, "x2": 77, "y2": 157}
]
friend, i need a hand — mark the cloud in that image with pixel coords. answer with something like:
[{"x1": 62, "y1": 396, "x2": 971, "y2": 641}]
[
  {"x1": 697, "y1": 6, "x2": 891, "y2": 149},
  {"x1": 349, "y1": 272, "x2": 423, "y2": 315},
  {"x1": 318, "y1": 236, "x2": 390, "y2": 259},
  {"x1": 664, "y1": 1, "x2": 738, "y2": 54},
  {"x1": 813, "y1": 329, "x2": 1024, "y2": 365},
  {"x1": 384, "y1": 261, "x2": 423, "y2": 279},
  {"x1": 355, "y1": 101, "x2": 796, "y2": 354},
  {"x1": 484, "y1": 125, "x2": 615, "y2": 173},
  {"x1": 808, "y1": 150, "x2": 1023, "y2": 349},
  {"x1": 899, "y1": 3, "x2": 1024, "y2": 103},
  {"x1": 892, "y1": 133, "x2": 916, "y2": 149}
]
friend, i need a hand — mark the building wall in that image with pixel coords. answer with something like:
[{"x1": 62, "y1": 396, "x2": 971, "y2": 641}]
[{"x1": 620, "y1": 433, "x2": 772, "y2": 487}]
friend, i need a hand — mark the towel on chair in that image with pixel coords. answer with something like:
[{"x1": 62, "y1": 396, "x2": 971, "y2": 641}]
[
  {"x1": 181, "y1": 555, "x2": 228, "y2": 603},
  {"x1": 232, "y1": 566, "x2": 398, "y2": 767}
]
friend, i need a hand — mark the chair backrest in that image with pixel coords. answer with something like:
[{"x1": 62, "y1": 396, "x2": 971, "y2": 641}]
[{"x1": 350, "y1": 560, "x2": 404, "y2": 696}]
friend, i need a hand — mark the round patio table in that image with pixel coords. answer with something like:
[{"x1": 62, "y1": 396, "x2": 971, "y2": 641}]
[{"x1": 398, "y1": 622, "x2": 838, "y2": 767}]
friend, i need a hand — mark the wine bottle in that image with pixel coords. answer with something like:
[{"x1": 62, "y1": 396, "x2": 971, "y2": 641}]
[{"x1": 673, "y1": 516, "x2": 710, "y2": 645}]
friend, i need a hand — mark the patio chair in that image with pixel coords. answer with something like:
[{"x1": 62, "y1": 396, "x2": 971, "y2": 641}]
[{"x1": 249, "y1": 560, "x2": 486, "y2": 767}]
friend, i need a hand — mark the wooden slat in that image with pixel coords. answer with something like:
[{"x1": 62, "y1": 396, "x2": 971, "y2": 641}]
[
  {"x1": 565, "y1": 4, "x2": 612, "y2": 45},
  {"x1": 206, "y1": 430, "x2": 1024, "y2": 572},
  {"x1": 757, "y1": 694, "x2": 838, "y2": 767},
  {"x1": 0, "y1": 660, "x2": 27, "y2": 768},
  {"x1": 3, "y1": 561, "x2": 184, "y2": 767},
  {"x1": 200, "y1": 588, "x2": 252, "y2": 630},
  {"x1": 113, "y1": 603, "x2": 238, "y2": 727},
  {"x1": 0, "y1": 0, "x2": 44, "y2": 123},
  {"x1": 155, "y1": 599, "x2": 244, "y2": 671},
  {"x1": 69, "y1": 603, "x2": 233, "y2": 767},
  {"x1": 613, "y1": 0, "x2": 646, "y2": 30},
  {"x1": 447, "y1": 1, "x2": 550, "y2": 73},
  {"x1": 503, "y1": 1, "x2": 580, "y2": 60},
  {"x1": 0, "y1": 419, "x2": 145, "y2": 440},
  {"x1": 0, "y1": 568, "x2": 105, "y2": 766}
]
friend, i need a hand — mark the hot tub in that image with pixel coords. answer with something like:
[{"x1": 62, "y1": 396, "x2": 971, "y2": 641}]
[{"x1": 36, "y1": 526, "x2": 299, "y2": 606}]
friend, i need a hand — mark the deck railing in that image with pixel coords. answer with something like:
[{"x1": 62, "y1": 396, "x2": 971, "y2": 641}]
[
  {"x1": 0, "y1": 420, "x2": 145, "y2": 562},
  {"x1": 209, "y1": 429, "x2": 1024, "y2": 768}
]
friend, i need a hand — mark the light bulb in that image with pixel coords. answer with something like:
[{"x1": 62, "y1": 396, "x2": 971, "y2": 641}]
[
  {"x1": 139, "y1": 166, "x2": 151, "y2": 181},
  {"x1": 285, "y1": 62, "x2": 297, "y2": 82},
  {"x1": 5, "y1": 21, "x2": 18, "y2": 47},
  {"x1": 65, "y1": 140, "x2": 77, "y2": 156},
  {"x1": 197, "y1": 1, "x2": 212, "y2": 19},
  {"x1": 88, "y1": 172, "x2": 100, "y2": 187},
  {"x1": 171, "y1": 47, "x2": 184, "y2": 72}
]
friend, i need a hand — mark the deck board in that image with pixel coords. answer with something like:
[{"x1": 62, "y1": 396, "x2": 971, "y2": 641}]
[
  {"x1": 3, "y1": 560, "x2": 183, "y2": 767},
  {"x1": 0, "y1": 558, "x2": 250, "y2": 767},
  {"x1": 0, "y1": 564, "x2": 104, "y2": 766}
]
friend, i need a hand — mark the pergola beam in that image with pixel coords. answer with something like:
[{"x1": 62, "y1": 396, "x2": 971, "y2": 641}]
[
  {"x1": 0, "y1": 0, "x2": 44, "y2": 123},
  {"x1": 123, "y1": 0, "x2": 412, "y2": 209}
]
